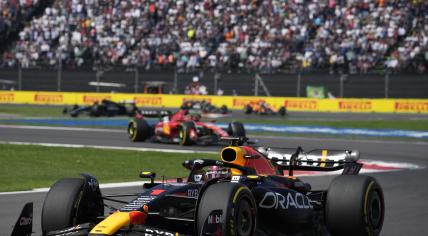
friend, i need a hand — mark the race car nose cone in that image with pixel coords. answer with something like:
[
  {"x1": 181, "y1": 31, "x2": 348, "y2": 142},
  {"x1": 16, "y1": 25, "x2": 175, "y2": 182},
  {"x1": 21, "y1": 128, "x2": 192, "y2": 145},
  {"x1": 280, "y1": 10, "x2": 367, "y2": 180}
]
[{"x1": 129, "y1": 211, "x2": 147, "y2": 225}]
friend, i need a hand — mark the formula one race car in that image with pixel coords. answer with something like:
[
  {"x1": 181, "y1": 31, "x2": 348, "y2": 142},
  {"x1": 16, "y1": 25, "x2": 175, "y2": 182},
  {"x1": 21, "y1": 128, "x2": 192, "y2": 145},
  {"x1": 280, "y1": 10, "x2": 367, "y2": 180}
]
[
  {"x1": 244, "y1": 100, "x2": 286, "y2": 116},
  {"x1": 63, "y1": 99, "x2": 138, "y2": 117},
  {"x1": 128, "y1": 109, "x2": 245, "y2": 145},
  {"x1": 181, "y1": 100, "x2": 229, "y2": 115},
  {"x1": 11, "y1": 138, "x2": 384, "y2": 236}
]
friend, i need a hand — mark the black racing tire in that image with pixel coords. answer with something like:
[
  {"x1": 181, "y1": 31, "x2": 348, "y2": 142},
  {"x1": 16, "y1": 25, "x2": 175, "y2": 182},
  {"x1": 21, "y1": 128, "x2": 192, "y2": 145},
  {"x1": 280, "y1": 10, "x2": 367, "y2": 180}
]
[
  {"x1": 326, "y1": 175, "x2": 384, "y2": 236},
  {"x1": 244, "y1": 105, "x2": 253, "y2": 114},
  {"x1": 41, "y1": 178, "x2": 85, "y2": 235},
  {"x1": 220, "y1": 105, "x2": 228, "y2": 114},
  {"x1": 228, "y1": 121, "x2": 246, "y2": 137},
  {"x1": 197, "y1": 182, "x2": 257, "y2": 236},
  {"x1": 278, "y1": 106, "x2": 287, "y2": 116},
  {"x1": 178, "y1": 121, "x2": 195, "y2": 146},
  {"x1": 128, "y1": 118, "x2": 152, "y2": 142}
]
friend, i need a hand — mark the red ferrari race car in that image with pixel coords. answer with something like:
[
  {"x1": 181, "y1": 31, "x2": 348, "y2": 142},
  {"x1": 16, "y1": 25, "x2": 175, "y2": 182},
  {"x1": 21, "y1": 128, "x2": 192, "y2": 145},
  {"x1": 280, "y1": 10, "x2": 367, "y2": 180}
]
[
  {"x1": 128, "y1": 109, "x2": 246, "y2": 145},
  {"x1": 244, "y1": 100, "x2": 287, "y2": 116}
]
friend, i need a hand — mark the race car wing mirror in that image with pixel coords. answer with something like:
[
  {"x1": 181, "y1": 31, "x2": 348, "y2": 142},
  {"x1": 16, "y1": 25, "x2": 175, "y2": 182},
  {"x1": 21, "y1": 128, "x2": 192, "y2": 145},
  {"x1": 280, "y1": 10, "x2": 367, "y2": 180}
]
[{"x1": 140, "y1": 171, "x2": 156, "y2": 184}]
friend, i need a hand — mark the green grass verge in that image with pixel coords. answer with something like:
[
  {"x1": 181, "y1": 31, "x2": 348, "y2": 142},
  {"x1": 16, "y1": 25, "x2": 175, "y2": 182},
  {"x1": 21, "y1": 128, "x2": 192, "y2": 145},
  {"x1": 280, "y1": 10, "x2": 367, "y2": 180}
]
[
  {"x1": 0, "y1": 104, "x2": 64, "y2": 117},
  {"x1": 224, "y1": 119, "x2": 428, "y2": 131},
  {"x1": 0, "y1": 144, "x2": 216, "y2": 192}
]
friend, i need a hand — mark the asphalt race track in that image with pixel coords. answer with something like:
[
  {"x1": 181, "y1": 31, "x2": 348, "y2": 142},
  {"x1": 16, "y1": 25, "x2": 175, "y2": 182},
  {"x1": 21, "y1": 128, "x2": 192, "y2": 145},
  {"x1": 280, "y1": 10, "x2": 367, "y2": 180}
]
[{"x1": 0, "y1": 125, "x2": 428, "y2": 236}]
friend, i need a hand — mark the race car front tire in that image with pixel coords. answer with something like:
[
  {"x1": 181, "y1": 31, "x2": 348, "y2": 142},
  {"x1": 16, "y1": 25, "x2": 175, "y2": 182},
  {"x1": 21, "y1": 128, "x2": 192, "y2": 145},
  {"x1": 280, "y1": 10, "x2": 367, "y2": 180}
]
[
  {"x1": 197, "y1": 182, "x2": 257, "y2": 236},
  {"x1": 41, "y1": 178, "x2": 85, "y2": 235},
  {"x1": 326, "y1": 175, "x2": 384, "y2": 236},
  {"x1": 228, "y1": 121, "x2": 246, "y2": 137},
  {"x1": 178, "y1": 121, "x2": 195, "y2": 145},
  {"x1": 244, "y1": 105, "x2": 253, "y2": 114},
  {"x1": 128, "y1": 118, "x2": 152, "y2": 142},
  {"x1": 278, "y1": 106, "x2": 287, "y2": 116}
]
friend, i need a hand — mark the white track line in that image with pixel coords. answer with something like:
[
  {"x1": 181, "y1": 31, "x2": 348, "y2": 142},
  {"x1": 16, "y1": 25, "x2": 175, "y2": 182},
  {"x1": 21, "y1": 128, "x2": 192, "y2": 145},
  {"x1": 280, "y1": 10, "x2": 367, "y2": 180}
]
[
  {"x1": 0, "y1": 141, "x2": 217, "y2": 154},
  {"x1": 252, "y1": 134, "x2": 428, "y2": 145},
  {"x1": 0, "y1": 124, "x2": 123, "y2": 133},
  {"x1": 0, "y1": 181, "x2": 152, "y2": 196}
]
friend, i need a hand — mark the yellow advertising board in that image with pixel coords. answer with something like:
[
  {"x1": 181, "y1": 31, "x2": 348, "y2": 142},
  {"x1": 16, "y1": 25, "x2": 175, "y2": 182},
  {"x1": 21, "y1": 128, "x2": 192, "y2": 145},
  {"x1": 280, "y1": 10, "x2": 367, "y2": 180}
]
[{"x1": 0, "y1": 91, "x2": 427, "y2": 114}]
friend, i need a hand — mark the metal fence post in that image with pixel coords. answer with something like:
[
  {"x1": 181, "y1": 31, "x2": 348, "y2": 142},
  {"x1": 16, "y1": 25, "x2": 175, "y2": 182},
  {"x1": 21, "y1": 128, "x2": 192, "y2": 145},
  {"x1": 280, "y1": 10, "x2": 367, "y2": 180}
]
[
  {"x1": 339, "y1": 74, "x2": 347, "y2": 98},
  {"x1": 57, "y1": 53, "x2": 62, "y2": 91},
  {"x1": 134, "y1": 67, "x2": 139, "y2": 93},
  {"x1": 214, "y1": 72, "x2": 221, "y2": 95},
  {"x1": 173, "y1": 66, "x2": 178, "y2": 94},
  {"x1": 254, "y1": 74, "x2": 259, "y2": 96},
  {"x1": 384, "y1": 73, "x2": 389, "y2": 98},
  {"x1": 18, "y1": 61, "x2": 22, "y2": 90},
  {"x1": 96, "y1": 68, "x2": 101, "y2": 92}
]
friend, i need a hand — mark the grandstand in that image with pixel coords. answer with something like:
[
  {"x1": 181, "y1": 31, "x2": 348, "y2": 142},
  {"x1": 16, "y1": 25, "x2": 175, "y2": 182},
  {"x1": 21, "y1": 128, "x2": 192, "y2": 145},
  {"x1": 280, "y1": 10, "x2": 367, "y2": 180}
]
[
  {"x1": 0, "y1": 0, "x2": 427, "y2": 97},
  {"x1": 1, "y1": 0, "x2": 427, "y2": 73}
]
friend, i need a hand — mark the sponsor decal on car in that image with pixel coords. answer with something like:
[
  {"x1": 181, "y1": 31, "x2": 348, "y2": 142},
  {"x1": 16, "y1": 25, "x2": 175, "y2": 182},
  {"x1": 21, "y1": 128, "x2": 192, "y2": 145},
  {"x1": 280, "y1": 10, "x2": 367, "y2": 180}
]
[
  {"x1": 34, "y1": 94, "x2": 63, "y2": 103},
  {"x1": 140, "y1": 227, "x2": 177, "y2": 236},
  {"x1": 187, "y1": 188, "x2": 199, "y2": 197},
  {"x1": 0, "y1": 93, "x2": 14, "y2": 102},
  {"x1": 19, "y1": 216, "x2": 32, "y2": 226},
  {"x1": 259, "y1": 191, "x2": 313, "y2": 210},
  {"x1": 394, "y1": 102, "x2": 428, "y2": 113}
]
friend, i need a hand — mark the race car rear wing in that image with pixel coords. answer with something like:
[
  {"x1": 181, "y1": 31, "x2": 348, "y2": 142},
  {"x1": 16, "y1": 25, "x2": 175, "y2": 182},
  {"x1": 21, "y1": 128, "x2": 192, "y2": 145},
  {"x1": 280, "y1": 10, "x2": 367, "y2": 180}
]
[
  {"x1": 137, "y1": 109, "x2": 172, "y2": 118},
  {"x1": 258, "y1": 146, "x2": 362, "y2": 176}
]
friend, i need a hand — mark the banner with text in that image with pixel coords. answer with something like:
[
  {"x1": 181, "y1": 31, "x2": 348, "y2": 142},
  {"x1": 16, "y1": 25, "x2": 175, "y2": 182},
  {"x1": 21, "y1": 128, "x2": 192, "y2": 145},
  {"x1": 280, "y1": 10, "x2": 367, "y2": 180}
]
[{"x1": 0, "y1": 91, "x2": 427, "y2": 114}]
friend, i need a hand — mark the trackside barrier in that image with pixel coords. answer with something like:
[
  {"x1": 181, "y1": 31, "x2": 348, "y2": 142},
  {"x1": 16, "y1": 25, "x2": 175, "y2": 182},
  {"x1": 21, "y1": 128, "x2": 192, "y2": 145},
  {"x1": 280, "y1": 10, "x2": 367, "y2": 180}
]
[{"x1": 1, "y1": 91, "x2": 428, "y2": 113}]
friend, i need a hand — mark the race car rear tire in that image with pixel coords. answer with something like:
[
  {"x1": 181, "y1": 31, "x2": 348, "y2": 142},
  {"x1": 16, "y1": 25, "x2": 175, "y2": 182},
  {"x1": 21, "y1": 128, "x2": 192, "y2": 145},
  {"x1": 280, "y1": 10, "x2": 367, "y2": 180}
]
[
  {"x1": 178, "y1": 121, "x2": 195, "y2": 145},
  {"x1": 244, "y1": 105, "x2": 253, "y2": 114},
  {"x1": 41, "y1": 178, "x2": 85, "y2": 235},
  {"x1": 278, "y1": 106, "x2": 287, "y2": 116},
  {"x1": 128, "y1": 118, "x2": 152, "y2": 142},
  {"x1": 197, "y1": 182, "x2": 257, "y2": 236},
  {"x1": 220, "y1": 105, "x2": 228, "y2": 114},
  {"x1": 228, "y1": 121, "x2": 246, "y2": 137},
  {"x1": 326, "y1": 175, "x2": 384, "y2": 236}
]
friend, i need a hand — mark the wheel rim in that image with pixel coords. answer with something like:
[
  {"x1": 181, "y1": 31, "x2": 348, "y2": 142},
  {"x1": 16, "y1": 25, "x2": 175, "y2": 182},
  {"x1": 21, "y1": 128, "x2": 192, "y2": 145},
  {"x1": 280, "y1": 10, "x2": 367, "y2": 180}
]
[
  {"x1": 128, "y1": 122, "x2": 136, "y2": 139},
  {"x1": 369, "y1": 190, "x2": 382, "y2": 229},
  {"x1": 236, "y1": 199, "x2": 253, "y2": 236}
]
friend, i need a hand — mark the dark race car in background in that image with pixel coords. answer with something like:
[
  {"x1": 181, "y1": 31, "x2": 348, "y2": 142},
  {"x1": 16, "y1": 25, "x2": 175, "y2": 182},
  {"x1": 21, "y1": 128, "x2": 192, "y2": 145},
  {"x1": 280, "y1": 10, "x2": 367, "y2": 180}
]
[
  {"x1": 128, "y1": 109, "x2": 245, "y2": 145},
  {"x1": 12, "y1": 138, "x2": 384, "y2": 236},
  {"x1": 181, "y1": 100, "x2": 229, "y2": 116},
  {"x1": 63, "y1": 99, "x2": 138, "y2": 117},
  {"x1": 244, "y1": 100, "x2": 287, "y2": 116}
]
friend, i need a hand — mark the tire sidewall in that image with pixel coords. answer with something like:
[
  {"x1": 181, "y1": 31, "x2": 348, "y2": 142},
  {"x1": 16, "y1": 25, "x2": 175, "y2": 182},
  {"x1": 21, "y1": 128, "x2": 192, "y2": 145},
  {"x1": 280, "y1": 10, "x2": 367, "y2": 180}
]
[
  {"x1": 197, "y1": 183, "x2": 257, "y2": 236},
  {"x1": 326, "y1": 175, "x2": 384, "y2": 236}
]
